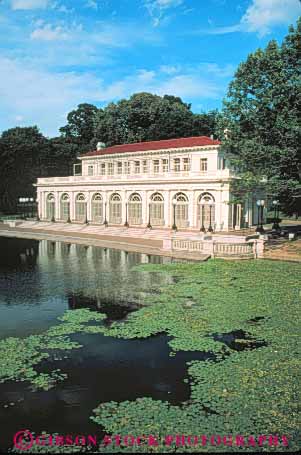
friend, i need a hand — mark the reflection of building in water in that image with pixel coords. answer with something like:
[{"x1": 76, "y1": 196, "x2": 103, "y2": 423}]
[{"x1": 37, "y1": 240, "x2": 173, "y2": 308}]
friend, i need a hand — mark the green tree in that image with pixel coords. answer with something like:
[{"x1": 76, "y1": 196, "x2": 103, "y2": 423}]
[
  {"x1": 0, "y1": 126, "x2": 48, "y2": 212},
  {"x1": 46, "y1": 137, "x2": 82, "y2": 176},
  {"x1": 93, "y1": 93, "x2": 217, "y2": 146},
  {"x1": 218, "y1": 19, "x2": 301, "y2": 216},
  {"x1": 192, "y1": 110, "x2": 219, "y2": 137},
  {"x1": 60, "y1": 103, "x2": 99, "y2": 151}
]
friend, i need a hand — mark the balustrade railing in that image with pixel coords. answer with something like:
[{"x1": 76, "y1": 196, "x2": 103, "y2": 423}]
[
  {"x1": 213, "y1": 242, "x2": 254, "y2": 257},
  {"x1": 172, "y1": 239, "x2": 256, "y2": 258},
  {"x1": 37, "y1": 169, "x2": 232, "y2": 185},
  {"x1": 172, "y1": 239, "x2": 204, "y2": 252}
]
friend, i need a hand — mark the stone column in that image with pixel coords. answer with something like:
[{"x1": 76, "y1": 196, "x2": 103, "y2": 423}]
[
  {"x1": 55, "y1": 191, "x2": 60, "y2": 220},
  {"x1": 235, "y1": 204, "x2": 242, "y2": 230},
  {"x1": 216, "y1": 190, "x2": 223, "y2": 231},
  {"x1": 39, "y1": 191, "x2": 44, "y2": 219},
  {"x1": 87, "y1": 191, "x2": 92, "y2": 222},
  {"x1": 121, "y1": 189, "x2": 127, "y2": 224},
  {"x1": 70, "y1": 192, "x2": 75, "y2": 221},
  {"x1": 187, "y1": 190, "x2": 194, "y2": 229},
  {"x1": 164, "y1": 191, "x2": 170, "y2": 228},
  {"x1": 142, "y1": 190, "x2": 148, "y2": 225}
]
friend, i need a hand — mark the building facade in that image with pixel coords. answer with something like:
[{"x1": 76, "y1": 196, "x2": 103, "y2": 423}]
[{"x1": 36, "y1": 136, "x2": 260, "y2": 232}]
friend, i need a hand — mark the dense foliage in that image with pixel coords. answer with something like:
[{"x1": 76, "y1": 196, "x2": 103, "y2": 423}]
[
  {"x1": 1, "y1": 259, "x2": 300, "y2": 452},
  {"x1": 218, "y1": 18, "x2": 301, "y2": 215},
  {"x1": 93, "y1": 94, "x2": 218, "y2": 147}
]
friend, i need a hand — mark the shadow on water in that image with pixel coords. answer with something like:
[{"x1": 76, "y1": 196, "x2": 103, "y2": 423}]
[
  {"x1": 213, "y1": 329, "x2": 267, "y2": 351},
  {"x1": 67, "y1": 293, "x2": 140, "y2": 325},
  {"x1": 0, "y1": 237, "x2": 39, "y2": 269}
]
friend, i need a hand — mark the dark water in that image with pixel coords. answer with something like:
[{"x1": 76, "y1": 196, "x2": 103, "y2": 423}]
[{"x1": 0, "y1": 237, "x2": 212, "y2": 452}]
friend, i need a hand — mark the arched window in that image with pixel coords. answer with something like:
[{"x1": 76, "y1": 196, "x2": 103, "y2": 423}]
[
  {"x1": 150, "y1": 193, "x2": 164, "y2": 226},
  {"x1": 128, "y1": 193, "x2": 142, "y2": 225},
  {"x1": 198, "y1": 193, "x2": 215, "y2": 231},
  {"x1": 91, "y1": 193, "x2": 103, "y2": 223},
  {"x1": 60, "y1": 193, "x2": 70, "y2": 221},
  {"x1": 109, "y1": 193, "x2": 122, "y2": 224},
  {"x1": 173, "y1": 192, "x2": 189, "y2": 228},
  {"x1": 75, "y1": 193, "x2": 87, "y2": 222},
  {"x1": 46, "y1": 193, "x2": 55, "y2": 220}
]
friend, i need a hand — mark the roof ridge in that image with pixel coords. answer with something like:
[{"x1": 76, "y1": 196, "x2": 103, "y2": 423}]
[{"x1": 81, "y1": 135, "x2": 220, "y2": 158}]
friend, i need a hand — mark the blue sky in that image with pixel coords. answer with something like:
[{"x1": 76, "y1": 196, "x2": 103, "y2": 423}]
[{"x1": 0, "y1": 0, "x2": 300, "y2": 137}]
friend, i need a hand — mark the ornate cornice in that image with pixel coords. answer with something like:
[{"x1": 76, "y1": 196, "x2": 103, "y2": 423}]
[{"x1": 79, "y1": 145, "x2": 219, "y2": 161}]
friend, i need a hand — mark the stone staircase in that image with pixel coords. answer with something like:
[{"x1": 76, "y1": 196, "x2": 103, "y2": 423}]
[{"x1": 17, "y1": 221, "x2": 203, "y2": 242}]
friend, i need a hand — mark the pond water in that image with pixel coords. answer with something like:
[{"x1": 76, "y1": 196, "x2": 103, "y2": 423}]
[{"x1": 0, "y1": 237, "x2": 211, "y2": 451}]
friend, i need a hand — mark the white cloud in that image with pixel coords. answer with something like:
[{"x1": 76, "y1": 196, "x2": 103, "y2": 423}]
[
  {"x1": 241, "y1": 0, "x2": 301, "y2": 36},
  {"x1": 155, "y1": 74, "x2": 219, "y2": 99},
  {"x1": 192, "y1": 0, "x2": 300, "y2": 36},
  {"x1": 159, "y1": 64, "x2": 181, "y2": 74},
  {"x1": 85, "y1": 0, "x2": 98, "y2": 10},
  {"x1": 0, "y1": 57, "x2": 104, "y2": 136},
  {"x1": 0, "y1": 57, "x2": 224, "y2": 136},
  {"x1": 144, "y1": 0, "x2": 183, "y2": 26},
  {"x1": 11, "y1": 0, "x2": 48, "y2": 10},
  {"x1": 154, "y1": 0, "x2": 183, "y2": 6},
  {"x1": 51, "y1": 2, "x2": 74, "y2": 14},
  {"x1": 30, "y1": 23, "x2": 70, "y2": 41}
]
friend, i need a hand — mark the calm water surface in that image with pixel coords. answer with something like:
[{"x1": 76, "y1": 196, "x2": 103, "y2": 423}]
[{"x1": 0, "y1": 237, "x2": 210, "y2": 451}]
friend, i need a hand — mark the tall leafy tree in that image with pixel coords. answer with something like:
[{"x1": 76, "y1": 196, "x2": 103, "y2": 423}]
[
  {"x1": 60, "y1": 103, "x2": 99, "y2": 151},
  {"x1": 0, "y1": 127, "x2": 48, "y2": 212},
  {"x1": 93, "y1": 93, "x2": 217, "y2": 146},
  {"x1": 218, "y1": 19, "x2": 301, "y2": 215}
]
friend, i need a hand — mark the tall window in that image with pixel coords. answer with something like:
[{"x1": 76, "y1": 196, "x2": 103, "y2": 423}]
[
  {"x1": 143, "y1": 160, "x2": 148, "y2": 173},
  {"x1": 91, "y1": 193, "x2": 103, "y2": 223},
  {"x1": 153, "y1": 159, "x2": 160, "y2": 174},
  {"x1": 150, "y1": 193, "x2": 164, "y2": 226},
  {"x1": 117, "y1": 162, "x2": 122, "y2": 175},
  {"x1": 108, "y1": 163, "x2": 114, "y2": 175},
  {"x1": 109, "y1": 193, "x2": 122, "y2": 224},
  {"x1": 174, "y1": 193, "x2": 189, "y2": 227},
  {"x1": 200, "y1": 158, "x2": 208, "y2": 172},
  {"x1": 134, "y1": 161, "x2": 140, "y2": 174},
  {"x1": 162, "y1": 159, "x2": 169, "y2": 173},
  {"x1": 174, "y1": 158, "x2": 181, "y2": 172},
  {"x1": 128, "y1": 193, "x2": 142, "y2": 224},
  {"x1": 183, "y1": 157, "x2": 190, "y2": 171},
  {"x1": 60, "y1": 193, "x2": 70, "y2": 221},
  {"x1": 198, "y1": 193, "x2": 215, "y2": 230},
  {"x1": 75, "y1": 193, "x2": 87, "y2": 222},
  {"x1": 124, "y1": 162, "x2": 130, "y2": 174},
  {"x1": 101, "y1": 163, "x2": 106, "y2": 175},
  {"x1": 88, "y1": 165, "x2": 94, "y2": 176},
  {"x1": 46, "y1": 193, "x2": 55, "y2": 220}
]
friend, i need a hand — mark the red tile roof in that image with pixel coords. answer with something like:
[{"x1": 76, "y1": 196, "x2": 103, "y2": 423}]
[{"x1": 81, "y1": 136, "x2": 220, "y2": 157}]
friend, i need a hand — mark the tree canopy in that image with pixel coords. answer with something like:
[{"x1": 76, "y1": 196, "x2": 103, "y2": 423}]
[
  {"x1": 218, "y1": 18, "x2": 301, "y2": 215},
  {"x1": 93, "y1": 93, "x2": 218, "y2": 147},
  {"x1": 0, "y1": 127, "x2": 48, "y2": 212}
]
